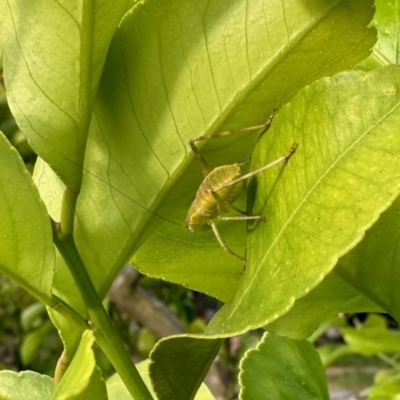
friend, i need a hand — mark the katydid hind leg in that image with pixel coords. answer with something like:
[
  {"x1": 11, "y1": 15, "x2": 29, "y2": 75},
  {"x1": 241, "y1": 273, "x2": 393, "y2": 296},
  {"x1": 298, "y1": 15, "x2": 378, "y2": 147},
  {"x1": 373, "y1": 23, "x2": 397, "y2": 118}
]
[
  {"x1": 217, "y1": 215, "x2": 265, "y2": 222},
  {"x1": 213, "y1": 142, "x2": 298, "y2": 193}
]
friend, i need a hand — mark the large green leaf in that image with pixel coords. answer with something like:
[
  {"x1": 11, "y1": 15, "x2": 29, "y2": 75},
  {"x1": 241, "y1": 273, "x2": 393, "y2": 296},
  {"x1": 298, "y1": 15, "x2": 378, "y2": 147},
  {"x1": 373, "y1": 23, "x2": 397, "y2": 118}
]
[
  {"x1": 206, "y1": 66, "x2": 400, "y2": 335},
  {"x1": 239, "y1": 333, "x2": 329, "y2": 400},
  {"x1": 147, "y1": 65, "x2": 400, "y2": 398},
  {"x1": 266, "y1": 159, "x2": 400, "y2": 339},
  {"x1": 0, "y1": 131, "x2": 54, "y2": 303},
  {"x1": 0, "y1": 0, "x2": 133, "y2": 187},
  {"x1": 35, "y1": 0, "x2": 376, "y2": 313},
  {"x1": 131, "y1": 0, "x2": 375, "y2": 298},
  {"x1": 269, "y1": 157, "x2": 400, "y2": 340}
]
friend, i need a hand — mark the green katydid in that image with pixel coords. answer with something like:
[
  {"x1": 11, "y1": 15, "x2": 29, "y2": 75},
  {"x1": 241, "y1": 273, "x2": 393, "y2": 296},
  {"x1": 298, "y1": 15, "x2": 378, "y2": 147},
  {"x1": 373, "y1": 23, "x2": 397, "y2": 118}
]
[
  {"x1": 67, "y1": 113, "x2": 297, "y2": 267},
  {"x1": 185, "y1": 113, "x2": 297, "y2": 267}
]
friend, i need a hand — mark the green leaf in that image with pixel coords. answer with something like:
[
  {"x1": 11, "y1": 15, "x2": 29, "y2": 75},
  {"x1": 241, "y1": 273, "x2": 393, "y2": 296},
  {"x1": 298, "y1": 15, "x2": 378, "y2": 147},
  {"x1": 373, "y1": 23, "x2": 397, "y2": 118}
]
[
  {"x1": 341, "y1": 315, "x2": 400, "y2": 356},
  {"x1": 0, "y1": 0, "x2": 133, "y2": 187},
  {"x1": 336, "y1": 195, "x2": 400, "y2": 323},
  {"x1": 206, "y1": 66, "x2": 400, "y2": 335},
  {"x1": 0, "y1": 131, "x2": 54, "y2": 303},
  {"x1": 107, "y1": 359, "x2": 215, "y2": 400},
  {"x1": 20, "y1": 321, "x2": 54, "y2": 367},
  {"x1": 35, "y1": 0, "x2": 376, "y2": 313},
  {"x1": 33, "y1": 159, "x2": 89, "y2": 316},
  {"x1": 48, "y1": 306, "x2": 88, "y2": 384},
  {"x1": 0, "y1": 370, "x2": 54, "y2": 400},
  {"x1": 21, "y1": 302, "x2": 47, "y2": 332},
  {"x1": 239, "y1": 333, "x2": 329, "y2": 400},
  {"x1": 131, "y1": 0, "x2": 376, "y2": 299},
  {"x1": 266, "y1": 171, "x2": 400, "y2": 339},
  {"x1": 149, "y1": 336, "x2": 222, "y2": 400},
  {"x1": 52, "y1": 330, "x2": 107, "y2": 400},
  {"x1": 369, "y1": 370, "x2": 400, "y2": 400},
  {"x1": 359, "y1": 0, "x2": 400, "y2": 69}
]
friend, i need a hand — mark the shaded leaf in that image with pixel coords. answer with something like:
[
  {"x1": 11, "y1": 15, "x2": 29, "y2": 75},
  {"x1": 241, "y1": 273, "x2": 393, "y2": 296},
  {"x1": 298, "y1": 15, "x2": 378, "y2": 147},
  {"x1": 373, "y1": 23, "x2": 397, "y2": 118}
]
[
  {"x1": 265, "y1": 270, "x2": 384, "y2": 339},
  {"x1": 149, "y1": 336, "x2": 222, "y2": 400},
  {"x1": 107, "y1": 359, "x2": 215, "y2": 400},
  {"x1": 20, "y1": 321, "x2": 54, "y2": 367},
  {"x1": 336, "y1": 195, "x2": 400, "y2": 323},
  {"x1": 239, "y1": 333, "x2": 329, "y2": 400}
]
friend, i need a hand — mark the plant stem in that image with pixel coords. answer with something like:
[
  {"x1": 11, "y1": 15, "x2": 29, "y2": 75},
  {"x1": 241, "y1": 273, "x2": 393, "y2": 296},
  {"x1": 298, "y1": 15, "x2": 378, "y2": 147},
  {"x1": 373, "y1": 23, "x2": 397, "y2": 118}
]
[{"x1": 52, "y1": 220, "x2": 154, "y2": 400}]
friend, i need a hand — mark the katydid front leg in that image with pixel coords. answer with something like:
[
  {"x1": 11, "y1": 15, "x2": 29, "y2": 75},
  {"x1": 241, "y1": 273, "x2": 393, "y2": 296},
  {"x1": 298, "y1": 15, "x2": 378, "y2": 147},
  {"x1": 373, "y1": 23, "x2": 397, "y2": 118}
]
[{"x1": 188, "y1": 113, "x2": 275, "y2": 177}]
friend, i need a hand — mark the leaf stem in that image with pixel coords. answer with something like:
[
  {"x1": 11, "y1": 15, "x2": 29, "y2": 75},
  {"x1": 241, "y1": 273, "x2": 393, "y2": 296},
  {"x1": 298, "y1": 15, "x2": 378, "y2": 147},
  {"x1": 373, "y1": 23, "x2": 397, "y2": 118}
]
[
  {"x1": 52, "y1": 220, "x2": 154, "y2": 400},
  {"x1": 60, "y1": 187, "x2": 79, "y2": 236}
]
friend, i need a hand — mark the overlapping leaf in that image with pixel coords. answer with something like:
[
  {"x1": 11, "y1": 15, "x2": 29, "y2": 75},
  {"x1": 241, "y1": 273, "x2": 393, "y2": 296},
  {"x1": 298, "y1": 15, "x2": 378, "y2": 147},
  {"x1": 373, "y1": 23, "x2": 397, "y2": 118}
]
[
  {"x1": 207, "y1": 66, "x2": 400, "y2": 334},
  {"x1": 143, "y1": 65, "x2": 400, "y2": 398},
  {"x1": 34, "y1": 0, "x2": 376, "y2": 314}
]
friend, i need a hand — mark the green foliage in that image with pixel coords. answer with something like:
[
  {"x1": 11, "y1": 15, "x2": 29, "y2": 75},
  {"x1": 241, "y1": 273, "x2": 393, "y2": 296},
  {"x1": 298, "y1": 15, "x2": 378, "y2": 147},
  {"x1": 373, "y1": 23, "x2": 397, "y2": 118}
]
[
  {"x1": 317, "y1": 314, "x2": 400, "y2": 399},
  {"x1": 107, "y1": 360, "x2": 215, "y2": 400},
  {"x1": 0, "y1": 370, "x2": 54, "y2": 400},
  {"x1": 239, "y1": 333, "x2": 330, "y2": 400},
  {"x1": 149, "y1": 336, "x2": 223, "y2": 400},
  {"x1": 0, "y1": 0, "x2": 400, "y2": 399},
  {"x1": 0, "y1": 131, "x2": 54, "y2": 303},
  {"x1": 51, "y1": 331, "x2": 107, "y2": 400}
]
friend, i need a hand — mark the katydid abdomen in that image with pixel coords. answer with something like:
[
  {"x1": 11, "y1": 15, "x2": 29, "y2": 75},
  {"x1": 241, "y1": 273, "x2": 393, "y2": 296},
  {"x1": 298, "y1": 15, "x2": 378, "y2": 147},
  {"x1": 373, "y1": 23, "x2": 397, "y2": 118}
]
[{"x1": 185, "y1": 164, "x2": 244, "y2": 233}]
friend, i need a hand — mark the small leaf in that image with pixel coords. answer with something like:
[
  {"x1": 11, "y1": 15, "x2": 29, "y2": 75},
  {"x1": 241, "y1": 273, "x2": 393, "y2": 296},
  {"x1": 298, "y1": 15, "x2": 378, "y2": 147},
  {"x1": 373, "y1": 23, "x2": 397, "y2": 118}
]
[
  {"x1": 341, "y1": 315, "x2": 400, "y2": 356},
  {"x1": 239, "y1": 333, "x2": 329, "y2": 400},
  {"x1": 20, "y1": 321, "x2": 54, "y2": 367},
  {"x1": 359, "y1": 0, "x2": 400, "y2": 69},
  {"x1": 369, "y1": 370, "x2": 400, "y2": 399},
  {"x1": 149, "y1": 335, "x2": 222, "y2": 400},
  {"x1": 0, "y1": 370, "x2": 54, "y2": 400},
  {"x1": 107, "y1": 359, "x2": 215, "y2": 400},
  {"x1": 52, "y1": 330, "x2": 107, "y2": 400}
]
